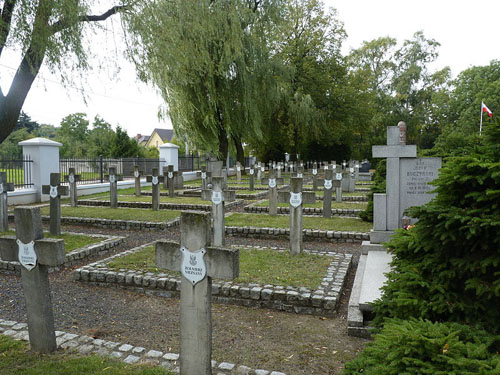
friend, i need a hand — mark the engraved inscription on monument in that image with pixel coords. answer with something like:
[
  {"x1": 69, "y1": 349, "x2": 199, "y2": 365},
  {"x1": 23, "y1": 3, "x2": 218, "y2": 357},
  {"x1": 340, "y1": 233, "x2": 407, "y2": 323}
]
[{"x1": 399, "y1": 157, "x2": 441, "y2": 220}]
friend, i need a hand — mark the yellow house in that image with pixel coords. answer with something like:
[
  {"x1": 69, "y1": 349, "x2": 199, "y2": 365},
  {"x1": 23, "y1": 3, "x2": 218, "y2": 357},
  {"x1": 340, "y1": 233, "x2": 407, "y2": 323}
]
[{"x1": 145, "y1": 128, "x2": 175, "y2": 148}]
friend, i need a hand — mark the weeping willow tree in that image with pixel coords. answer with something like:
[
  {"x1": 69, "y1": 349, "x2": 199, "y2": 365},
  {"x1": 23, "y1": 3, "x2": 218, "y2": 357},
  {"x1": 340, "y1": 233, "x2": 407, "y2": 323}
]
[
  {"x1": 0, "y1": 0, "x2": 126, "y2": 144},
  {"x1": 124, "y1": 0, "x2": 281, "y2": 163}
]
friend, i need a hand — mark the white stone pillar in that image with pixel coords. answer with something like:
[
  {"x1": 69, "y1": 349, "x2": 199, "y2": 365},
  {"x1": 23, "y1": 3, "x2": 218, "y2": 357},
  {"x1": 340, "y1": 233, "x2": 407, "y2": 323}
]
[
  {"x1": 159, "y1": 143, "x2": 179, "y2": 172},
  {"x1": 19, "y1": 138, "x2": 62, "y2": 202}
]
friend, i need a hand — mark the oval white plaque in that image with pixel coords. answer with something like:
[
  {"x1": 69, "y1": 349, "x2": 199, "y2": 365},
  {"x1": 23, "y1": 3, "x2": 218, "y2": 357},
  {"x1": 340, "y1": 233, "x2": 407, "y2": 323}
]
[
  {"x1": 250, "y1": 169, "x2": 254, "y2": 175},
  {"x1": 290, "y1": 192, "x2": 302, "y2": 208},
  {"x1": 269, "y1": 178, "x2": 276, "y2": 188},
  {"x1": 260, "y1": 167, "x2": 265, "y2": 172},
  {"x1": 237, "y1": 166, "x2": 241, "y2": 172},
  {"x1": 180, "y1": 247, "x2": 207, "y2": 286},
  {"x1": 297, "y1": 173, "x2": 303, "y2": 178},
  {"x1": 69, "y1": 175, "x2": 75, "y2": 184},
  {"x1": 49, "y1": 186, "x2": 58, "y2": 199},
  {"x1": 349, "y1": 167, "x2": 354, "y2": 173},
  {"x1": 324, "y1": 165, "x2": 328, "y2": 170},
  {"x1": 152, "y1": 176, "x2": 159, "y2": 185},
  {"x1": 109, "y1": 175, "x2": 116, "y2": 184},
  {"x1": 212, "y1": 191, "x2": 223, "y2": 205},
  {"x1": 324, "y1": 179, "x2": 332, "y2": 190},
  {"x1": 312, "y1": 169, "x2": 317, "y2": 175},
  {"x1": 168, "y1": 172, "x2": 173, "y2": 179},
  {"x1": 201, "y1": 172, "x2": 207, "y2": 179},
  {"x1": 17, "y1": 240, "x2": 37, "y2": 271},
  {"x1": 336, "y1": 173, "x2": 342, "y2": 181},
  {"x1": 134, "y1": 171, "x2": 139, "y2": 178}
]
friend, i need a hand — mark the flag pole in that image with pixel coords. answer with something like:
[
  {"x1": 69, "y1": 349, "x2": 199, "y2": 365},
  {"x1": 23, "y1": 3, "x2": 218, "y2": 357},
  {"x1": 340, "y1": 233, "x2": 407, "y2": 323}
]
[{"x1": 480, "y1": 102, "x2": 483, "y2": 135}]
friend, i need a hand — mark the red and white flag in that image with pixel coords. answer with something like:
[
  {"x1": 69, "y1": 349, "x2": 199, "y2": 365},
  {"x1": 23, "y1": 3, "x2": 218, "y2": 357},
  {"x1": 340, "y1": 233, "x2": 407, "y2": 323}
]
[{"x1": 482, "y1": 102, "x2": 493, "y2": 117}]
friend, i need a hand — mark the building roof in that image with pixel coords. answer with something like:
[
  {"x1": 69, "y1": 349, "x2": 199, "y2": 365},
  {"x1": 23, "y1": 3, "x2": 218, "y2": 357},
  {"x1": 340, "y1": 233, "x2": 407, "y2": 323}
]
[
  {"x1": 137, "y1": 135, "x2": 150, "y2": 144},
  {"x1": 153, "y1": 128, "x2": 174, "y2": 142}
]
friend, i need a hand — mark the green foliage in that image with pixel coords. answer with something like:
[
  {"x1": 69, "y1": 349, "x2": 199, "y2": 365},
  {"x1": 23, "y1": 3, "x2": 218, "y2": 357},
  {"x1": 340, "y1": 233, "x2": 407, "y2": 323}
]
[
  {"x1": 344, "y1": 319, "x2": 500, "y2": 375},
  {"x1": 109, "y1": 126, "x2": 143, "y2": 158},
  {"x1": 359, "y1": 160, "x2": 385, "y2": 222},
  {"x1": 57, "y1": 112, "x2": 90, "y2": 157},
  {"x1": 373, "y1": 123, "x2": 500, "y2": 332},
  {"x1": 0, "y1": 128, "x2": 33, "y2": 159}
]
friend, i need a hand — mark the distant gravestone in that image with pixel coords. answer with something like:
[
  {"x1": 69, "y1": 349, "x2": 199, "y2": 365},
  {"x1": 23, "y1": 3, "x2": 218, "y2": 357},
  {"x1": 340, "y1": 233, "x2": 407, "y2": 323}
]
[
  {"x1": 105, "y1": 167, "x2": 123, "y2": 209},
  {"x1": 249, "y1": 164, "x2": 255, "y2": 191},
  {"x1": 155, "y1": 211, "x2": 239, "y2": 375},
  {"x1": 63, "y1": 168, "x2": 81, "y2": 207},
  {"x1": 167, "y1": 165, "x2": 175, "y2": 198},
  {"x1": 322, "y1": 168, "x2": 334, "y2": 218},
  {"x1": 197, "y1": 166, "x2": 211, "y2": 190},
  {"x1": 262, "y1": 170, "x2": 284, "y2": 216},
  {"x1": 41, "y1": 173, "x2": 68, "y2": 236},
  {"x1": 133, "y1": 166, "x2": 143, "y2": 197},
  {"x1": 0, "y1": 172, "x2": 14, "y2": 232},
  {"x1": 236, "y1": 162, "x2": 242, "y2": 183},
  {"x1": 0, "y1": 207, "x2": 65, "y2": 353},
  {"x1": 146, "y1": 168, "x2": 165, "y2": 211},
  {"x1": 311, "y1": 162, "x2": 319, "y2": 191}
]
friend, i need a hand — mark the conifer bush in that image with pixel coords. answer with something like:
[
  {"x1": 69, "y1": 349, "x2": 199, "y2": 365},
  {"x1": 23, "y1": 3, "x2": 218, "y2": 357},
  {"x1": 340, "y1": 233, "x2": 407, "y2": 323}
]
[
  {"x1": 373, "y1": 123, "x2": 500, "y2": 332},
  {"x1": 344, "y1": 319, "x2": 500, "y2": 375}
]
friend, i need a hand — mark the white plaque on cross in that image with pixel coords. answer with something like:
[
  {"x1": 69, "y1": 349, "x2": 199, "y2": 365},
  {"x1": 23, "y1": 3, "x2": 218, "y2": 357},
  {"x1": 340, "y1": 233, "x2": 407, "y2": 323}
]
[
  {"x1": 324, "y1": 179, "x2": 332, "y2": 190},
  {"x1": 69, "y1": 175, "x2": 75, "y2": 184},
  {"x1": 17, "y1": 239, "x2": 37, "y2": 271},
  {"x1": 237, "y1": 166, "x2": 241, "y2": 172},
  {"x1": 180, "y1": 247, "x2": 207, "y2": 286},
  {"x1": 49, "y1": 186, "x2": 58, "y2": 199},
  {"x1": 134, "y1": 170, "x2": 139, "y2": 178},
  {"x1": 336, "y1": 173, "x2": 342, "y2": 180},
  {"x1": 290, "y1": 192, "x2": 302, "y2": 208},
  {"x1": 250, "y1": 169, "x2": 254, "y2": 175},
  {"x1": 269, "y1": 178, "x2": 276, "y2": 188},
  {"x1": 211, "y1": 191, "x2": 223, "y2": 205},
  {"x1": 312, "y1": 169, "x2": 317, "y2": 175},
  {"x1": 152, "y1": 176, "x2": 159, "y2": 185},
  {"x1": 201, "y1": 172, "x2": 206, "y2": 179},
  {"x1": 109, "y1": 175, "x2": 116, "y2": 184},
  {"x1": 297, "y1": 173, "x2": 303, "y2": 178},
  {"x1": 168, "y1": 172, "x2": 173, "y2": 179}
]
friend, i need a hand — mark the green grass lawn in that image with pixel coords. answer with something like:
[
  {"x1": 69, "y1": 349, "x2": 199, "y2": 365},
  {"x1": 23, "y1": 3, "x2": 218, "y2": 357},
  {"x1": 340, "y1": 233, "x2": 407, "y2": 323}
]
[
  {"x1": 108, "y1": 246, "x2": 331, "y2": 289},
  {"x1": 40, "y1": 206, "x2": 181, "y2": 223},
  {"x1": 0, "y1": 231, "x2": 102, "y2": 253},
  {"x1": 254, "y1": 200, "x2": 367, "y2": 210},
  {"x1": 226, "y1": 213, "x2": 372, "y2": 232},
  {"x1": 0, "y1": 335, "x2": 170, "y2": 375},
  {"x1": 91, "y1": 195, "x2": 208, "y2": 205}
]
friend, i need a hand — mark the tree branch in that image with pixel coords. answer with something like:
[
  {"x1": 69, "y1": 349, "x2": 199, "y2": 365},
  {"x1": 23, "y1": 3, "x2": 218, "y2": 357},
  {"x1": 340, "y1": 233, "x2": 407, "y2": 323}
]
[
  {"x1": 49, "y1": 5, "x2": 126, "y2": 35},
  {"x1": 0, "y1": 0, "x2": 17, "y2": 60}
]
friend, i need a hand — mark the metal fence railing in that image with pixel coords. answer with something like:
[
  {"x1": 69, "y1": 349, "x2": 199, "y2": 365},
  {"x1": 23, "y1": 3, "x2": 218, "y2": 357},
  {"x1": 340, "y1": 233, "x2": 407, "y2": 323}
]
[
  {"x1": 59, "y1": 157, "x2": 161, "y2": 185},
  {"x1": 0, "y1": 155, "x2": 33, "y2": 189}
]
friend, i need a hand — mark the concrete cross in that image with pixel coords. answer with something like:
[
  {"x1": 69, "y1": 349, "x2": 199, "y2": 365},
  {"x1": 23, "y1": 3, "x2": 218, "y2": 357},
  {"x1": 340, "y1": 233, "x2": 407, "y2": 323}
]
[
  {"x1": 259, "y1": 164, "x2": 266, "y2": 181},
  {"x1": 248, "y1": 164, "x2": 255, "y2": 191},
  {"x1": 311, "y1": 162, "x2": 319, "y2": 191},
  {"x1": 277, "y1": 162, "x2": 282, "y2": 179},
  {"x1": 104, "y1": 167, "x2": 123, "y2": 209},
  {"x1": 197, "y1": 166, "x2": 212, "y2": 190},
  {"x1": 166, "y1": 165, "x2": 175, "y2": 198},
  {"x1": 278, "y1": 177, "x2": 315, "y2": 254},
  {"x1": 174, "y1": 170, "x2": 184, "y2": 189},
  {"x1": 63, "y1": 168, "x2": 81, "y2": 207},
  {"x1": 41, "y1": 173, "x2": 68, "y2": 235},
  {"x1": 262, "y1": 170, "x2": 284, "y2": 216},
  {"x1": 201, "y1": 177, "x2": 235, "y2": 246},
  {"x1": 236, "y1": 162, "x2": 242, "y2": 183},
  {"x1": 0, "y1": 172, "x2": 14, "y2": 232},
  {"x1": 133, "y1": 165, "x2": 143, "y2": 197},
  {"x1": 372, "y1": 122, "x2": 416, "y2": 229},
  {"x1": 334, "y1": 165, "x2": 343, "y2": 203},
  {"x1": 322, "y1": 168, "x2": 334, "y2": 218},
  {"x1": 146, "y1": 168, "x2": 165, "y2": 211},
  {"x1": 0, "y1": 207, "x2": 65, "y2": 353},
  {"x1": 156, "y1": 211, "x2": 239, "y2": 375}
]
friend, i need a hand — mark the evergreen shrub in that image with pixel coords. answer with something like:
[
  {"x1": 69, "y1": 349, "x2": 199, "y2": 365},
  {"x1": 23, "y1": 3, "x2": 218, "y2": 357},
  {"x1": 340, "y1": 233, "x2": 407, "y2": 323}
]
[{"x1": 359, "y1": 159, "x2": 385, "y2": 222}]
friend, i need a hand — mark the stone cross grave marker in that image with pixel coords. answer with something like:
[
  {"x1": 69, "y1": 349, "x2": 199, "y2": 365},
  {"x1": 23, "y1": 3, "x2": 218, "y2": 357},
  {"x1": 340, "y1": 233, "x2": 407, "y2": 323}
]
[
  {"x1": 334, "y1": 165, "x2": 343, "y2": 203},
  {"x1": 372, "y1": 122, "x2": 417, "y2": 230},
  {"x1": 104, "y1": 167, "x2": 123, "y2": 209},
  {"x1": 278, "y1": 177, "x2": 315, "y2": 254},
  {"x1": 262, "y1": 170, "x2": 284, "y2": 216},
  {"x1": 249, "y1": 164, "x2": 255, "y2": 191},
  {"x1": 42, "y1": 173, "x2": 68, "y2": 235},
  {"x1": 236, "y1": 162, "x2": 242, "y2": 183},
  {"x1": 166, "y1": 165, "x2": 175, "y2": 198},
  {"x1": 322, "y1": 168, "x2": 334, "y2": 218},
  {"x1": 146, "y1": 168, "x2": 165, "y2": 211},
  {"x1": 277, "y1": 162, "x2": 282, "y2": 179},
  {"x1": 259, "y1": 164, "x2": 266, "y2": 181},
  {"x1": 197, "y1": 166, "x2": 211, "y2": 190},
  {"x1": 0, "y1": 172, "x2": 14, "y2": 232},
  {"x1": 0, "y1": 207, "x2": 65, "y2": 353},
  {"x1": 311, "y1": 162, "x2": 319, "y2": 191},
  {"x1": 133, "y1": 165, "x2": 143, "y2": 197},
  {"x1": 174, "y1": 170, "x2": 184, "y2": 189},
  {"x1": 162, "y1": 166, "x2": 169, "y2": 190},
  {"x1": 63, "y1": 168, "x2": 81, "y2": 207},
  {"x1": 201, "y1": 177, "x2": 236, "y2": 246},
  {"x1": 156, "y1": 211, "x2": 239, "y2": 375}
]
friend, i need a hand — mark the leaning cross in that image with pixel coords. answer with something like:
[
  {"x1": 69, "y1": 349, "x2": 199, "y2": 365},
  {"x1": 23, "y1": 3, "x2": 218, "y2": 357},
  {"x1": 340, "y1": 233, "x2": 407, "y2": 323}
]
[
  {"x1": 277, "y1": 177, "x2": 315, "y2": 254},
  {"x1": 155, "y1": 211, "x2": 239, "y2": 375},
  {"x1": 133, "y1": 166, "x2": 143, "y2": 197},
  {"x1": 372, "y1": 122, "x2": 416, "y2": 229},
  {"x1": 0, "y1": 207, "x2": 65, "y2": 353},
  {"x1": 262, "y1": 170, "x2": 284, "y2": 216},
  {"x1": 42, "y1": 173, "x2": 68, "y2": 235},
  {"x1": 201, "y1": 177, "x2": 235, "y2": 246},
  {"x1": 63, "y1": 168, "x2": 81, "y2": 207},
  {"x1": 104, "y1": 167, "x2": 123, "y2": 209},
  {"x1": 146, "y1": 168, "x2": 165, "y2": 211},
  {"x1": 0, "y1": 172, "x2": 14, "y2": 232}
]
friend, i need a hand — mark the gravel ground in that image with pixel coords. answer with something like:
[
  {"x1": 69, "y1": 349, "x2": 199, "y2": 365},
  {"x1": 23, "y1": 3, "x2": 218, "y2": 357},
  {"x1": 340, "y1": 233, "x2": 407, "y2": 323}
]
[{"x1": 0, "y1": 209, "x2": 368, "y2": 374}]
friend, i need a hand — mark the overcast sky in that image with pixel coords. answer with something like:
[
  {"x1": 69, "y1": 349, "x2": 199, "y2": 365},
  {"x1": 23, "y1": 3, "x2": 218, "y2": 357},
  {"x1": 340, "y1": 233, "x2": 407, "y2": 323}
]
[{"x1": 1, "y1": 0, "x2": 499, "y2": 137}]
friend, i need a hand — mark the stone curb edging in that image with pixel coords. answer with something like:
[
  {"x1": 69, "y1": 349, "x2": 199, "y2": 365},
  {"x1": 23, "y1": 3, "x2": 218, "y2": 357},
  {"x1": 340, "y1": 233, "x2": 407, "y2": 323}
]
[
  {"x1": 73, "y1": 243, "x2": 352, "y2": 317},
  {"x1": 0, "y1": 233, "x2": 125, "y2": 273},
  {"x1": 0, "y1": 319, "x2": 286, "y2": 375},
  {"x1": 244, "y1": 203, "x2": 361, "y2": 217},
  {"x1": 225, "y1": 226, "x2": 369, "y2": 243},
  {"x1": 77, "y1": 199, "x2": 242, "y2": 212},
  {"x1": 7, "y1": 214, "x2": 181, "y2": 231}
]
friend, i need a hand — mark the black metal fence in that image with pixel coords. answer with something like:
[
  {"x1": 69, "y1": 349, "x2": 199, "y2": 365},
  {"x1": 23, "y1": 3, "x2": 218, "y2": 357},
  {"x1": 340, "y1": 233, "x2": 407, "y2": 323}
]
[
  {"x1": 59, "y1": 157, "x2": 160, "y2": 185},
  {"x1": 0, "y1": 155, "x2": 33, "y2": 189}
]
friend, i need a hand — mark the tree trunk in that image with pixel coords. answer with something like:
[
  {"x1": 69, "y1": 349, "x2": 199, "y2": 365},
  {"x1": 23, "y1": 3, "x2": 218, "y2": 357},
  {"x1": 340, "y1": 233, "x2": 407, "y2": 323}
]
[
  {"x1": 232, "y1": 134, "x2": 245, "y2": 167},
  {"x1": 216, "y1": 121, "x2": 228, "y2": 165}
]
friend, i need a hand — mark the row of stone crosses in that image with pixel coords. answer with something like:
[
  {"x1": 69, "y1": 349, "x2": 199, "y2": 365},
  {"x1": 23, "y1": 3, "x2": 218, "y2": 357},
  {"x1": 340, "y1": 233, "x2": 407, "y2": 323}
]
[{"x1": 0, "y1": 159, "x2": 361, "y2": 375}]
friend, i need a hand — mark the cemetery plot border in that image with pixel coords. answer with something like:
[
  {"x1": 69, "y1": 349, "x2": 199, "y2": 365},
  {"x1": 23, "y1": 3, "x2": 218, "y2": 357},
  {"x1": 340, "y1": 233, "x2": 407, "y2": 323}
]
[
  {"x1": 73, "y1": 243, "x2": 352, "y2": 317},
  {"x1": 244, "y1": 200, "x2": 362, "y2": 217},
  {"x1": 0, "y1": 232, "x2": 125, "y2": 272},
  {"x1": 76, "y1": 198, "x2": 243, "y2": 211},
  {"x1": 43, "y1": 215, "x2": 180, "y2": 231},
  {"x1": 0, "y1": 318, "x2": 286, "y2": 375}
]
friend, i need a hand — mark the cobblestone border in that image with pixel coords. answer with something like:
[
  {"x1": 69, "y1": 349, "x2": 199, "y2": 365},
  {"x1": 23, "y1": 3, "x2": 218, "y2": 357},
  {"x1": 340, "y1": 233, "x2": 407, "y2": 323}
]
[
  {"x1": 178, "y1": 189, "x2": 269, "y2": 200},
  {"x1": 74, "y1": 243, "x2": 352, "y2": 317},
  {"x1": 225, "y1": 225, "x2": 369, "y2": 243},
  {"x1": 0, "y1": 232, "x2": 125, "y2": 272},
  {"x1": 77, "y1": 199, "x2": 242, "y2": 211},
  {"x1": 47, "y1": 215, "x2": 180, "y2": 231},
  {"x1": 244, "y1": 200, "x2": 361, "y2": 217},
  {"x1": 0, "y1": 319, "x2": 285, "y2": 375}
]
